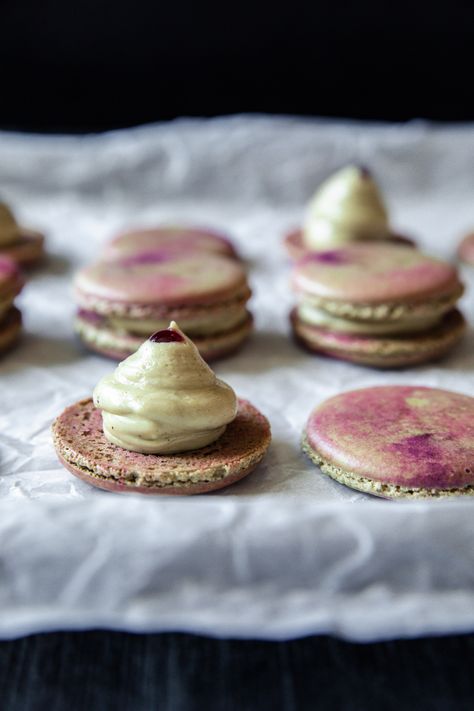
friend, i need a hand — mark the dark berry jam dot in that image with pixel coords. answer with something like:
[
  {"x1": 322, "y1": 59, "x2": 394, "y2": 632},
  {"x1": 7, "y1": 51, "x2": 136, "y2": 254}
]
[
  {"x1": 149, "y1": 329, "x2": 184, "y2": 343},
  {"x1": 356, "y1": 164, "x2": 371, "y2": 178}
]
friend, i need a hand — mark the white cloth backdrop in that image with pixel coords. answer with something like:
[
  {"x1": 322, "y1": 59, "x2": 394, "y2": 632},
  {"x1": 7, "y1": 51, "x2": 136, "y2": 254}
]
[{"x1": 0, "y1": 116, "x2": 474, "y2": 641}]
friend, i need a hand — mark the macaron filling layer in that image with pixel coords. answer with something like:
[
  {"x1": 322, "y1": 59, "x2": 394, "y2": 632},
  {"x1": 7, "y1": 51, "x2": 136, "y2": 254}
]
[
  {"x1": 106, "y1": 302, "x2": 249, "y2": 336},
  {"x1": 297, "y1": 303, "x2": 443, "y2": 336}
]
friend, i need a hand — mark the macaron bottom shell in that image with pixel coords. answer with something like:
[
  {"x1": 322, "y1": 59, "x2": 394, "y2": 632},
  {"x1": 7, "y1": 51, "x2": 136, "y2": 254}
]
[
  {"x1": 291, "y1": 308, "x2": 466, "y2": 368},
  {"x1": 52, "y1": 397, "x2": 271, "y2": 495},
  {"x1": 75, "y1": 310, "x2": 254, "y2": 361}
]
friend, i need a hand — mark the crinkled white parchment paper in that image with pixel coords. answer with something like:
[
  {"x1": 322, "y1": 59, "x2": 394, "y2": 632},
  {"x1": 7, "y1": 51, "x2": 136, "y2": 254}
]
[{"x1": 1, "y1": 116, "x2": 474, "y2": 641}]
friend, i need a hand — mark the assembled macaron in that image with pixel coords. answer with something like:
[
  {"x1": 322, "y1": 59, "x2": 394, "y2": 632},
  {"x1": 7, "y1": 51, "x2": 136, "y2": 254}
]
[
  {"x1": 0, "y1": 201, "x2": 45, "y2": 267},
  {"x1": 102, "y1": 225, "x2": 239, "y2": 262},
  {"x1": 0, "y1": 256, "x2": 24, "y2": 353},
  {"x1": 74, "y1": 251, "x2": 253, "y2": 360},
  {"x1": 284, "y1": 165, "x2": 413, "y2": 260},
  {"x1": 303, "y1": 386, "x2": 474, "y2": 499},
  {"x1": 52, "y1": 322, "x2": 271, "y2": 494},
  {"x1": 291, "y1": 242, "x2": 465, "y2": 367}
]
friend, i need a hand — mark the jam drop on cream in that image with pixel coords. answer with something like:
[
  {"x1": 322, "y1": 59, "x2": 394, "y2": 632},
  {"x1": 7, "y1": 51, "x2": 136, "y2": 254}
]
[
  {"x1": 149, "y1": 328, "x2": 184, "y2": 343},
  {"x1": 93, "y1": 321, "x2": 237, "y2": 454}
]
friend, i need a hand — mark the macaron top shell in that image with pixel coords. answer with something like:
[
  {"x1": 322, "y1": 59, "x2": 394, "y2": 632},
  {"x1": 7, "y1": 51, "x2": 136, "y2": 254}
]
[
  {"x1": 75, "y1": 252, "x2": 248, "y2": 306},
  {"x1": 103, "y1": 226, "x2": 237, "y2": 260},
  {"x1": 293, "y1": 243, "x2": 461, "y2": 303},
  {"x1": 0, "y1": 255, "x2": 23, "y2": 297},
  {"x1": 306, "y1": 386, "x2": 474, "y2": 489}
]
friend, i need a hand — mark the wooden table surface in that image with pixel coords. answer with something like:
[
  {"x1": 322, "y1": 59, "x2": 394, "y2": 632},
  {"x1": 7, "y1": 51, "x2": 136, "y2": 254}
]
[{"x1": 2, "y1": 631, "x2": 473, "y2": 710}]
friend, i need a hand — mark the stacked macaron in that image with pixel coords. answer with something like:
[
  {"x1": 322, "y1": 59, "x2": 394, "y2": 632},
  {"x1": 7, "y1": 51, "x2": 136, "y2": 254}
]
[
  {"x1": 101, "y1": 225, "x2": 239, "y2": 261},
  {"x1": 0, "y1": 256, "x2": 24, "y2": 353},
  {"x1": 291, "y1": 242, "x2": 465, "y2": 367},
  {"x1": 284, "y1": 165, "x2": 413, "y2": 260},
  {"x1": 75, "y1": 247, "x2": 252, "y2": 361},
  {"x1": 0, "y1": 200, "x2": 45, "y2": 267}
]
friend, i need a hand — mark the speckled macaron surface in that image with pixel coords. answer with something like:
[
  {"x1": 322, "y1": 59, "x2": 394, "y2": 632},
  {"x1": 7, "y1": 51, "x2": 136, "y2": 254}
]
[
  {"x1": 457, "y1": 233, "x2": 474, "y2": 266},
  {"x1": 303, "y1": 386, "x2": 474, "y2": 499},
  {"x1": 52, "y1": 397, "x2": 271, "y2": 495},
  {"x1": 102, "y1": 226, "x2": 238, "y2": 261}
]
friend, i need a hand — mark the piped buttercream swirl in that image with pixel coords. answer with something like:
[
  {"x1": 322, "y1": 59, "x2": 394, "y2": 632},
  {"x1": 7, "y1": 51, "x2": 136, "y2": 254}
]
[
  {"x1": 303, "y1": 165, "x2": 390, "y2": 249},
  {"x1": 93, "y1": 322, "x2": 237, "y2": 454}
]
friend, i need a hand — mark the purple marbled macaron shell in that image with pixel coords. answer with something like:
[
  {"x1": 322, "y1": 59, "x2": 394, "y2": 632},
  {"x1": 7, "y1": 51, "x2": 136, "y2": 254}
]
[
  {"x1": 283, "y1": 228, "x2": 414, "y2": 261},
  {"x1": 293, "y1": 243, "x2": 460, "y2": 303},
  {"x1": 306, "y1": 386, "x2": 474, "y2": 490},
  {"x1": 103, "y1": 226, "x2": 237, "y2": 261},
  {"x1": 75, "y1": 251, "x2": 247, "y2": 306}
]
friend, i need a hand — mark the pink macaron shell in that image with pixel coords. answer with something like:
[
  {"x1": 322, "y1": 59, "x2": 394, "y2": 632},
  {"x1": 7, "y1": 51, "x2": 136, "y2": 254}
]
[
  {"x1": 75, "y1": 252, "x2": 247, "y2": 307},
  {"x1": 306, "y1": 386, "x2": 474, "y2": 490},
  {"x1": 284, "y1": 228, "x2": 415, "y2": 261},
  {"x1": 103, "y1": 226, "x2": 237, "y2": 261},
  {"x1": 292, "y1": 243, "x2": 460, "y2": 303}
]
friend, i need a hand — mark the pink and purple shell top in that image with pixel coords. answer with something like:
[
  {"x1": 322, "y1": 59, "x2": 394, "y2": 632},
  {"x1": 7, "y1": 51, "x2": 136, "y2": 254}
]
[
  {"x1": 75, "y1": 251, "x2": 247, "y2": 306},
  {"x1": 306, "y1": 386, "x2": 474, "y2": 490},
  {"x1": 102, "y1": 226, "x2": 237, "y2": 261},
  {"x1": 293, "y1": 243, "x2": 460, "y2": 303}
]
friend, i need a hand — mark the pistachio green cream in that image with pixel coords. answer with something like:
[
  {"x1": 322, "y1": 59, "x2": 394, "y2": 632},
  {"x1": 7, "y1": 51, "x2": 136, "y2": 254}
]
[
  {"x1": 93, "y1": 322, "x2": 237, "y2": 454},
  {"x1": 303, "y1": 165, "x2": 390, "y2": 249}
]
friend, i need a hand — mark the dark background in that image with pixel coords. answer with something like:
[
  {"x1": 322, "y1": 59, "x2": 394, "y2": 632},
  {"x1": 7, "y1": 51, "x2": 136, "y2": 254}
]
[{"x1": 1, "y1": 0, "x2": 473, "y2": 132}]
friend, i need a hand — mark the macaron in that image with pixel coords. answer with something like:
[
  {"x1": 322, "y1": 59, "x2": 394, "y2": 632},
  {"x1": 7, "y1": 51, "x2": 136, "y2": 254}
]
[
  {"x1": 291, "y1": 243, "x2": 465, "y2": 367},
  {"x1": 0, "y1": 256, "x2": 24, "y2": 353},
  {"x1": 303, "y1": 385, "x2": 474, "y2": 499},
  {"x1": 75, "y1": 251, "x2": 253, "y2": 360},
  {"x1": 52, "y1": 397, "x2": 271, "y2": 495},
  {"x1": 0, "y1": 202, "x2": 45, "y2": 267},
  {"x1": 283, "y1": 165, "x2": 415, "y2": 260},
  {"x1": 102, "y1": 226, "x2": 238, "y2": 262},
  {"x1": 457, "y1": 232, "x2": 474, "y2": 266}
]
